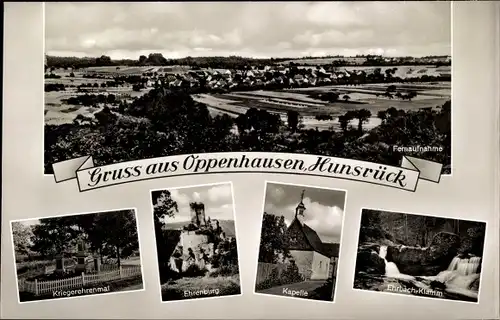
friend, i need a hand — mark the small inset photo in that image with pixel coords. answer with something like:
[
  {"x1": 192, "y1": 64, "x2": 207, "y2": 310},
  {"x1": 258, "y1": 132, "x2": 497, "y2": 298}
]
[
  {"x1": 254, "y1": 182, "x2": 346, "y2": 302},
  {"x1": 354, "y1": 208, "x2": 486, "y2": 303},
  {"x1": 151, "y1": 182, "x2": 241, "y2": 302},
  {"x1": 11, "y1": 209, "x2": 144, "y2": 303}
]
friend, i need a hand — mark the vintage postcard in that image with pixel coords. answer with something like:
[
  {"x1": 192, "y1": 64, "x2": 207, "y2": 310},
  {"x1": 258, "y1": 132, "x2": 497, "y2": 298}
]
[
  {"x1": 150, "y1": 182, "x2": 241, "y2": 302},
  {"x1": 353, "y1": 208, "x2": 486, "y2": 303},
  {"x1": 254, "y1": 182, "x2": 345, "y2": 302},
  {"x1": 3, "y1": 1, "x2": 500, "y2": 320},
  {"x1": 11, "y1": 209, "x2": 144, "y2": 303}
]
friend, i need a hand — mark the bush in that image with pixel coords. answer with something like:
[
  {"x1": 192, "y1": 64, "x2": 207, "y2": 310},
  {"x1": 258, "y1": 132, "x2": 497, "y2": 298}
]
[
  {"x1": 45, "y1": 83, "x2": 65, "y2": 92},
  {"x1": 209, "y1": 264, "x2": 239, "y2": 277},
  {"x1": 280, "y1": 263, "x2": 304, "y2": 285},
  {"x1": 183, "y1": 264, "x2": 207, "y2": 278},
  {"x1": 255, "y1": 267, "x2": 282, "y2": 291},
  {"x1": 218, "y1": 280, "x2": 241, "y2": 296},
  {"x1": 255, "y1": 263, "x2": 304, "y2": 291}
]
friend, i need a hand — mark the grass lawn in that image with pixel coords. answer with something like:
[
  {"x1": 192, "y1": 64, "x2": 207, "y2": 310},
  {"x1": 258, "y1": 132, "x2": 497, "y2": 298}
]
[{"x1": 161, "y1": 275, "x2": 241, "y2": 301}]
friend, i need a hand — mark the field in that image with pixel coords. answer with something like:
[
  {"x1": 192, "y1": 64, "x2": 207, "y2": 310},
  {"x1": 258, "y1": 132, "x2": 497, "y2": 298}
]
[
  {"x1": 300, "y1": 65, "x2": 451, "y2": 79},
  {"x1": 45, "y1": 69, "x2": 153, "y2": 125},
  {"x1": 45, "y1": 64, "x2": 451, "y2": 131},
  {"x1": 193, "y1": 83, "x2": 450, "y2": 131}
]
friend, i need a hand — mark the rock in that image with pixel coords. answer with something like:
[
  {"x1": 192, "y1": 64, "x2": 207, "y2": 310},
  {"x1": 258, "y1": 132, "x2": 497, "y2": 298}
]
[
  {"x1": 428, "y1": 232, "x2": 460, "y2": 261},
  {"x1": 355, "y1": 249, "x2": 386, "y2": 275},
  {"x1": 386, "y1": 232, "x2": 460, "y2": 276},
  {"x1": 469, "y1": 277, "x2": 480, "y2": 291}
]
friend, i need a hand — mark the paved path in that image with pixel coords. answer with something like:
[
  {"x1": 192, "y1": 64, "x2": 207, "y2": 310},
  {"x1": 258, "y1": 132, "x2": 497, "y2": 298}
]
[{"x1": 259, "y1": 280, "x2": 327, "y2": 295}]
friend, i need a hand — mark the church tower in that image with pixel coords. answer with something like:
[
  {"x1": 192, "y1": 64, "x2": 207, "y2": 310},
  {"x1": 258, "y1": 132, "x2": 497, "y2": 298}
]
[{"x1": 295, "y1": 190, "x2": 306, "y2": 224}]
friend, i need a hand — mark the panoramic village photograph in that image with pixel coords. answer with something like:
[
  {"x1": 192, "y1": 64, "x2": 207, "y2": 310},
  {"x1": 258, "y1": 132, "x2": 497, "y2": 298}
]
[
  {"x1": 44, "y1": 2, "x2": 452, "y2": 175},
  {"x1": 255, "y1": 182, "x2": 345, "y2": 302},
  {"x1": 151, "y1": 183, "x2": 241, "y2": 302},
  {"x1": 11, "y1": 209, "x2": 143, "y2": 302},
  {"x1": 353, "y1": 209, "x2": 486, "y2": 303}
]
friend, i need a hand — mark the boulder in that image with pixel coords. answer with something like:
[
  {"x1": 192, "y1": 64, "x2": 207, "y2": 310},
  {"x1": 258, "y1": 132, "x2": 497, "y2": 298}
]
[
  {"x1": 355, "y1": 249, "x2": 386, "y2": 275},
  {"x1": 469, "y1": 277, "x2": 480, "y2": 291},
  {"x1": 386, "y1": 232, "x2": 460, "y2": 276}
]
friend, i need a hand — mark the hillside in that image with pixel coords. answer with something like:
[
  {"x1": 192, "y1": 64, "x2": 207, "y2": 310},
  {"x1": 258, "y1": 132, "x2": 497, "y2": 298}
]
[{"x1": 165, "y1": 219, "x2": 236, "y2": 238}]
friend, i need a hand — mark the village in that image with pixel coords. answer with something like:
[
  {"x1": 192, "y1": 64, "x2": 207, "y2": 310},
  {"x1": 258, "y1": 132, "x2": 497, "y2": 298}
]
[{"x1": 49, "y1": 54, "x2": 451, "y2": 92}]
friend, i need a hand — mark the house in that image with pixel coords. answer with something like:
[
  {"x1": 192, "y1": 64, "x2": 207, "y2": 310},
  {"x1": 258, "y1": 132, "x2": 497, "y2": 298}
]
[{"x1": 284, "y1": 191, "x2": 339, "y2": 280}]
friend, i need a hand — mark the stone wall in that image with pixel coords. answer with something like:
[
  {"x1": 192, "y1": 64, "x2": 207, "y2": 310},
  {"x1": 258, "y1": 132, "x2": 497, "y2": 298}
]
[
  {"x1": 311, "y1": 251, "x2": 330, "y2": 280},
  {"x1": 179, "y1": 231, "x2": 214, "y2": 257},
  {"x1": 289, "y1": 250, "x2": 314, "y2": 280}
]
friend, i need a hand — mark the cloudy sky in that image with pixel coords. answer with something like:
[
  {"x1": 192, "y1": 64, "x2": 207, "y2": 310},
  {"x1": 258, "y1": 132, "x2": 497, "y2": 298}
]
[
  {"x1": 164, "y1": 183, "x2": 234, "y2": 224},
  {"x1": 264, "y1": 183, "x2": 346, "y2": 243},
  {"x1": 45, "y1": 2, "x2": 451, "y2": 59}
]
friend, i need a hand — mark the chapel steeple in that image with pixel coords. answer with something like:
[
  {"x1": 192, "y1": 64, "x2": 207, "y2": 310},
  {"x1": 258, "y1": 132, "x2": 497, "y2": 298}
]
[{"x1": 295, "y1": 189, "x2": 306, "y2": 219}]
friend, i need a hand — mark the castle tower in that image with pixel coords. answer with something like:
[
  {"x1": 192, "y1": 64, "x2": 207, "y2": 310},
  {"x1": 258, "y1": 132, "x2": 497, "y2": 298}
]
[
  {"x1": 190, "y1": 202, "x2": 207, "y2": 228},
  {"x1": 295, "y1": 190, "x2": 306, "y2": 224}
]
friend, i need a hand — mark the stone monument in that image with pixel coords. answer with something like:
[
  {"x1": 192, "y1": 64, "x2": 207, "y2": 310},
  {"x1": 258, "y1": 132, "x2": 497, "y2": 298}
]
[{"x1": 75, "y1": 239, "x2": 89, "y2": 274}]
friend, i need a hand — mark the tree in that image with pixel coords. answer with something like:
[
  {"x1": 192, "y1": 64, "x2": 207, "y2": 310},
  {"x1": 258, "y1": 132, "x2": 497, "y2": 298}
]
[
  {"x1": 12, "y1": 222, "x2": 33, "y2": 257},
  {"x1": 258, "y1": 213, "x2": 291, "y2": 263},
  {"x1": 30, "y1": 216, "x2": 81, "y2": 258},
  {"x1": 386, "y1": 85, "x2": 397, "y2": 92},
  {"x1": 96, "y1": 210, "x2": 139, "y2": 266},
  {"x1": 151, "y1": 190, "x2": 179, "y2": 276},
  {"x1": 354, "y1": 109, "x2": 372, "y2": 132},
  {"x1": 338, "y1": 115, "x2": 350, "y2": 133},
  {"x1": 138, "y1": 55, "x2": 147, "y2": 65},
  {"x1": 377, "y1": 110, "x2": 387, "y2": 124},
  {"x1": 152, "y1": 190, "x2": 179, "y2": 226},
  {"x1": 287, "y1": 110, "x2": 300, "y2": 132},
  {"x1": 235, "y1": 114, "x2": 250, "y2": 134}
]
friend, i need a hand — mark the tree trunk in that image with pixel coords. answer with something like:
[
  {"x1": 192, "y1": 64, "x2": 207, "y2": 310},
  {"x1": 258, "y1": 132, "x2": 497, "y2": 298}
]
[
  {"x1": 99, "y1": 246, "x2": 104, "y2": 264},
  {"x1": 116, "y1": 245, "x2": 121, "y2": 267}
]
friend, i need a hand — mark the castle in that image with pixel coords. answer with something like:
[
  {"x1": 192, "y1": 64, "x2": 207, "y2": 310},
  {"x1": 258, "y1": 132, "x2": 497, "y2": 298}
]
[{"x1": 169, "y1": 203, "x2": 227, "y2": 272}]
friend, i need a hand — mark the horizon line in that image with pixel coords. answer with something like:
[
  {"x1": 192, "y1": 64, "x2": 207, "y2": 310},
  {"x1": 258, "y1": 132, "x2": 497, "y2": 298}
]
[{"x1": 45, "y1": 53, "x2": 452, "y2": 60}]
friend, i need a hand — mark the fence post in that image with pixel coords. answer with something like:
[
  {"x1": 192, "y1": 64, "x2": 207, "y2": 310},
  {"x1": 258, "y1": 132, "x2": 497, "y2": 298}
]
[
  {"x1": 119, "y1": 266, "x2": 123, "y2": 279},
  {"x1": 34, "y1": 279, "x2": 39, "y2": 296},
  {"x1": 81, "y1": 273, "x2": 85, "y2": 286}
]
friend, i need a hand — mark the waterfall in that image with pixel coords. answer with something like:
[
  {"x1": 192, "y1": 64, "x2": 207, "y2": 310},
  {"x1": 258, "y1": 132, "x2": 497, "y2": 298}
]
[
  {"x1": 378, "y1": 245, "x2": 401, "y2": 277},
  {"x1": 378, "y1": 245, "x2": 414, "y2": 280},
  {"x1": 447, "y1": 256, "x2": 481, "y2": 276},
  {"x1": 378, "y1": 245, "x2": 388, "y2": 259}
]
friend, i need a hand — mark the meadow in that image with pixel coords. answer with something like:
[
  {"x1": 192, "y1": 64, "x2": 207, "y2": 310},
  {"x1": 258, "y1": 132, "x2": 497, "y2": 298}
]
[{"x1": 193, "y1": 83, "x2": 450, "y2": 131}]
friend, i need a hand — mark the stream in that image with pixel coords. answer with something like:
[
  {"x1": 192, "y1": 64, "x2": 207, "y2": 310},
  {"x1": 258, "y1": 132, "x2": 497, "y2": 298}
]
[{"x1": 355, "y1": 245, "x2": 481, "y2": 302}]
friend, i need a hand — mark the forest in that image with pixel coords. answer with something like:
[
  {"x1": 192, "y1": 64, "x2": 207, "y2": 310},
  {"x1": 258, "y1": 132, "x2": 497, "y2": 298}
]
[
  {"x1": 44, "y1": 85, "x2": 451, "y2": 174},
  {"x1": 359, "y1": 209, "x2": 486, "y2": 254},
  {"x1": 46, "y1": 54, "x2": 450, "y2": 70}
]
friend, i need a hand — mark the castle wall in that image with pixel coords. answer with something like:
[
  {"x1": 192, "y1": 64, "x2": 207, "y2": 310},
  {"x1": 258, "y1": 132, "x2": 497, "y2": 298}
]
[{"x1": 179, "y1": 232, "x2": 214, "y2": 257}]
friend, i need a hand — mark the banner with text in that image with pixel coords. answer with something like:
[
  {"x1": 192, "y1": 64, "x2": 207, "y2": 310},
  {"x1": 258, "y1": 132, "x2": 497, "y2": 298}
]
[{"x1": 51, "y1": 152, "x2": 443, "y2": 192}]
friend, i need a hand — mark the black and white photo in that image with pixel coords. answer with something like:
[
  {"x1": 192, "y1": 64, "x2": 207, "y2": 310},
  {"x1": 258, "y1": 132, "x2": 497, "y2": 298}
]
[
  {"x1": 254, "y1": 182, "x2": 345, "y2": 302},
  {"x1": 353, "y1": 209, "x2": 486, "y2": 303},
  {"x1": 11, "y1": 209, "x2": 144, "y2": 303},
  {"x1": 151, "y1": 182, "x2": 241, "y2": 302},
  {"x1": 44, "y1": 2, "x2": 451, "y2": 175}
]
